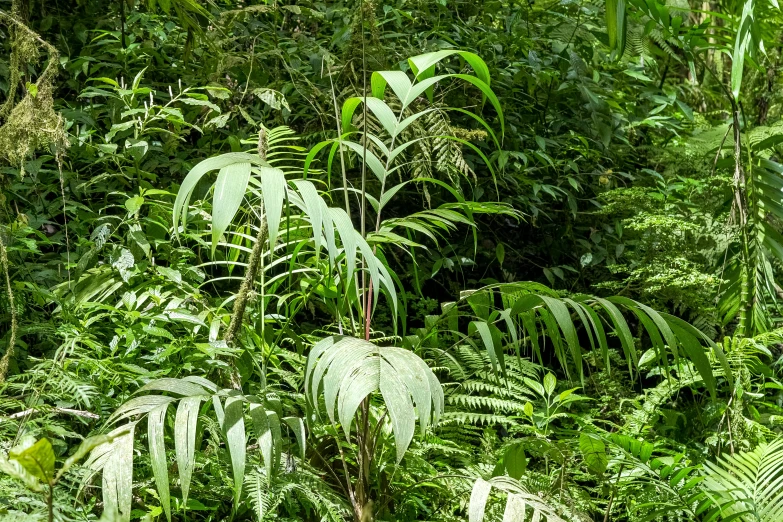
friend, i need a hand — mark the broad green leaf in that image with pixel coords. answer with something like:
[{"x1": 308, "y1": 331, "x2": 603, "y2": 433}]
[
  {"x1": 543, "y1": 373, "x2": 556, "y2": 396},
  {"x1": 101, "y1": 424, "x2": 136, "y2": 522},
  {"x1": 138, "y1": 378, "x2": 210, "y2": 397},
  {"x1": 175, "y1": 396, "x2": 202, "y2": 505},
  {"x1": 606, "y1": 0, "x2": 627, "y2": 56},
  {"x1": 282, "y1": 417, "x2": 306, "y2": 459},
  {"x1": 469, "y1": 478, "x2": 493, "y2": 522},
  {"x1": 258, "y1": 166, "x2": 287, "y2": 249},
  {"x1": 338, "y1": 140, "x2": 388, "y2": 181},
  {"x1": 371, "y1": 70, "x2": 412, "y2": 102},
  {"x1": 59, "y1": 434, "x2": 113, "y2": 479},
  {"x1": 504, "y1": 444, "x2": 527, "y2": 480},
  {"x1": 180, "y1": 96, "x2": 221, "y2": 114},
  {"x1": 211, "y1": 161, "x2": 251, "y2": 256},
  {"x1": 379, "y1": 359, "x2": 416, "y2": 462},
  {"x1": 580, "y1": 433, "x2": 608, "y2": 475},
  {"x1": 731, "y1": 0, "x2": 755, "y2": 99},
  {"x1": 223, "y1": 394, "x2": 246, "y2": 507},
  {"x1": 148, "y1": 405, "x2": 171, "y2": 522},
  {"x1": 306, "y1": 336, "x2": 443, "y2": 463},
  {"x1": 503, "y1": 494, "x2": 527, "y2": 522},
  {"x1": 9, "y1": 439, "x2": 55, "y2": 484},
  {"x1": 524, "y1": 378, "x2": 546, "y2": 398},
  {"x1": 0, "y1": 455, "x2": 45, "y2": 493},
  {"x1": 109, "y1": 395, "x2": 176, "y2": 424},
  {"x1": 173, "y1": 153, "x2": 267, "y2": 235},
  {"x1": 249, "y1": 402, "x2": 274, "y2": 478}
]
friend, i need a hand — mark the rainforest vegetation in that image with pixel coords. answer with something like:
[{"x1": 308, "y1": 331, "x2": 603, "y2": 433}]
[{"x1": 1, "y1": 0, "x2": 783, "y2": 520}]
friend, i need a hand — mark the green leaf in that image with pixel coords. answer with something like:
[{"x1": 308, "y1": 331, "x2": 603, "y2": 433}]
[
  {"x1": 469, "y1": 478, "x2": 493, "y2": 522},
  {"x1": 579, "y1": 433, "x2": 608, "y2": 475},
  {"x1": 282, "y1": 417, "x2": 306, "y2": 459},
  {"x1": 503, "y1": 494, "x2": 527, "y2": 522},
  {"x1": 98, "y1": 425, "x2": 136, "y2": 522},
  {"x1": 259, "y1": 166, "x2": 287, "y2": 249},
  {"x1": 606, "y1": 0, "x2": 627, "y2": 57},
  {"x1": 9, "y1": 439, "x2": 55, "y2": 484},
  {"x1": 175, "y1": 396, "x2": 201, "y2": 505},
  {"x1": 731, "y1": 0, "x2": 755, "y2": 99},
  {"x1": 223, "y1": 394, "x2": 246, "y2": 507},
  {"x1": 211, "y1": 162, "x2": 251, "y2": 256},
  {"x1": 59, "y1": 435, "x2": 113, "y2": 479},
  {"x1": 0, "y1": 455, "x2": 45, "y2": 493},
  {"x1": 148, "y1": 405, "x2": 171, "y2": 522},
  {"x1": 180, "y1": 96, "x2": 221, "y2": 114},
  {"x1": 701, "y1": 437, "x2": 783, "y2": 521},
  {"x1": 543, "y1": 373, "x2": 557, "y2": 396},
  {"x1": 371, "y1": 70, "x2": 412, "y2": 102},
  {"x1": 173, "y1": 152, "x2": 267, "y2": 237},
  {"x1": 138, "y1": 378, "x2": 210, "y2": 397},
  {"x1": 504, "y1": 444, "x2": 527, "y2": 480},
  {"x1": 305, "y1": 336, "x2": 443, "y2": 463},
  {"x1": 524, "y1": 378, "x2": 546, "y2": 397},
  {"x1": 109, "y1": 395, "x2": 175, "y2": 424}
]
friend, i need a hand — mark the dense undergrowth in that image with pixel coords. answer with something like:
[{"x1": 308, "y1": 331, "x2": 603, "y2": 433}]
[{"x1": 1, "y1": 0, "x2": 783, "y2": 521}]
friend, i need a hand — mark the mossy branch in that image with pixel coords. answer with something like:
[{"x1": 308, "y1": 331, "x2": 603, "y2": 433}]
[
  {"x1": 224, "y1": 207, "x2": 268, "y2": 352},
  {"x1": 0, "y1": 7, "x2": 67, "y2": 168}
]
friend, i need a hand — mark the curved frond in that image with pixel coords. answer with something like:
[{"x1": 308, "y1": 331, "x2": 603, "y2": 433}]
[
  {"x1": 305, "y1": 336, "x2": 444, "y2": 462},
  {"x1": 702, "y1": 438, "x2": 783, "y2": 521}
]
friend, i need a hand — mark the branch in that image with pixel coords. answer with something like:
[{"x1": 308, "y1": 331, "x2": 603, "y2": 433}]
[{"x1": 3, "y1": 407, "x2": 100, "y2": 421}]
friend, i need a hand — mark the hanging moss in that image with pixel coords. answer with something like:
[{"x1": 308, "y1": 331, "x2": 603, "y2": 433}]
[{"x1": 0, "y1": 5, "x2": 67, "y2": 172}]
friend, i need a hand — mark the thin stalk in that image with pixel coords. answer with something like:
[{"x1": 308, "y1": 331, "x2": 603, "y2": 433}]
[
  {"x1": 356, "y1": 5, "x2": 374, "y2": 522},
  {"x1": 359, "y1": 1, "x2": 370, "y2": 339},
  {"x1": 327, "y1": 61, "x2": 352, "y2": 217},
  {"x1": 733, "y1": 108, "x2": 753, "y2": 336},
  {"x1": 119, "y1": 0, "x2": 126, "y2": 49},
  {"x1": 0, "y1": 230, "x2": 17, "y2": 384},
  {"x1": 602, "y1": 463, "x2": 625, "y2": 522},
  {"x1": 48, "y1": 485, "x2": 54, "y2": 522},
  {"x1": 696, "y1": 55, "x2": 756, "y2": 336}
]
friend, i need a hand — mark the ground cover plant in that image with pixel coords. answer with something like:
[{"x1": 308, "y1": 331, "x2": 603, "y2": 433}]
[{"x1": 1, "y1": 0, "x2": 783, "y2": 521}]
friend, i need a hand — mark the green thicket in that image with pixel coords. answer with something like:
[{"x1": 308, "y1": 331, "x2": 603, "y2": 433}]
[{"x1": 1, "y1": 1, "x2": 783, "y2": 521}]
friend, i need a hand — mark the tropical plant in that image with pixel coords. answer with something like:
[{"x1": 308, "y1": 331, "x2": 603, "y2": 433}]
[{"x1": 3, "y1": 1, "x2": 783, "y2": 522}]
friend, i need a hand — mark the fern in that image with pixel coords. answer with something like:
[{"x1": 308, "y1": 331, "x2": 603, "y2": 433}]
[{"x1": 701, "y1": 438, "x2": 783, "y2": 521}]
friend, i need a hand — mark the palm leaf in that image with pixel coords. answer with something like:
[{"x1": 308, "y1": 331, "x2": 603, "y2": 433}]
[
  {"x1": 469, "y1": 476, "x2": 565, "y2": 522},
  {"x1": 305, "y1": 336, "x2": 444, "y2": 463}
]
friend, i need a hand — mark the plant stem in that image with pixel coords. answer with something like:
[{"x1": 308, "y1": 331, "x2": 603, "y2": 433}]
[
  {"x1": 223, "y1": 205, "x2": 267, "y2": 389},
  {"x1": 0, "y1": 230, "x2": 17, "y2": 384}
]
